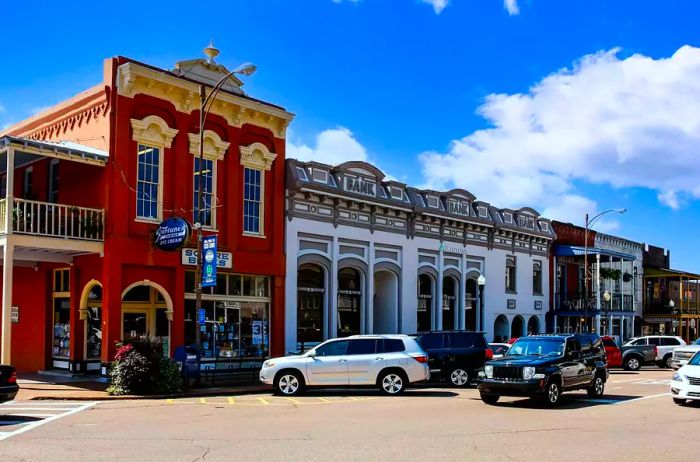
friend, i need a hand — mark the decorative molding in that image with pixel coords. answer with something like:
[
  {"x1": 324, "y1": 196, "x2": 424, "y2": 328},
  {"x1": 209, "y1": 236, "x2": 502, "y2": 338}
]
[
  {"x1": 130, "y1": 115, "x2": 178, "y2": 148},
  {"x1": 188, "y1": 130, "x2": 230, "y2": 160},
  {"x1": 117, "y1": 62, "x2": 294, "y2": 138},
  {"x1": 239, "y1": 142, "x2": 277, "y2": 171}
]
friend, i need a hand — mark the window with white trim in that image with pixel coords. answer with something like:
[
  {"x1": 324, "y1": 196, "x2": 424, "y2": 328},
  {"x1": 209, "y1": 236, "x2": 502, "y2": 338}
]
[
  {"x1": 193, "y1": 157, "x2": 215, "y2": 228},
  {"x1": 243, "y1": 167, "x2": 263, "y2": 235},
  {"x1": 137, "y1": 144, "x2": 161, "y2": 220}
]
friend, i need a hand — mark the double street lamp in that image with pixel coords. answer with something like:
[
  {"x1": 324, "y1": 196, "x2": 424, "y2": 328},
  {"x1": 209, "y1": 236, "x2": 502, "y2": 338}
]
[
  {"x1": 583, "y1": 208, "x2": 627, "y2": 333},
  {"x1": 194, "y1": 43, "x2": 256, "y2": 349}
]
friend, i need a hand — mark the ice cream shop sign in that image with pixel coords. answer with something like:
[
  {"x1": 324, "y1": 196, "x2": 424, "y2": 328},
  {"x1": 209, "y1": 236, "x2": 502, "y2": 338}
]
[{"x1": 153, "y1": 217, "x2": 191, "y2": 251}]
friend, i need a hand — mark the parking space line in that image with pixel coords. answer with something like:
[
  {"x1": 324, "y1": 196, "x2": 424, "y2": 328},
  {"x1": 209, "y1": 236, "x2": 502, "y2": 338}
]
[
  {"x1": 258, "y1": 397, "x2": 270, "y2": 405},
  {"x1": 318, "y1": 397, "x2": 331, "y2": 403},
  {"x1": 0, "y1": 401, "x2": 97, "y2": 441},
  {"x1": 227, "y1": 397, "x2": 236, "y2": 404},
  {"x1": 7, "y1": 413, "x2": 56, "y2": 418},
  {"x1": 285, "y1": 397, "x2": 302, "y2": 404},
  {"x1": 616, "y1": 393, "x2": 669, "y2": 404},
  {"x1": 198, "y1": 398, "x2": 207, "y2": 404}
]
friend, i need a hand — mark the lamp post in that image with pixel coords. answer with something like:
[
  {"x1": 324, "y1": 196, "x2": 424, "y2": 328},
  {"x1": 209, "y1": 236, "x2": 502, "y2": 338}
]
[
  {"x1": 477, "y1": 274, "x2": 486, "y2": 332},
  {"x1": 194, "y1": 43, "x2": 256, "y2": 350},
  {"x1": 583, "y1": 208, "x2": 626, "y2": 334}
]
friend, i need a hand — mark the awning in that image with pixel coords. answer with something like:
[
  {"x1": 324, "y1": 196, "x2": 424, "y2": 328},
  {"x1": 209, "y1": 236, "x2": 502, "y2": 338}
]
[
  {"x1": 643, "y1": 267, "x2": 700, "y2": 280},
  {"x1": 554, "y1": 244, "x2": 636, "y2": 261},
  {"x1": 0, "y1": 135, "x2": 108, "y2": 168}
]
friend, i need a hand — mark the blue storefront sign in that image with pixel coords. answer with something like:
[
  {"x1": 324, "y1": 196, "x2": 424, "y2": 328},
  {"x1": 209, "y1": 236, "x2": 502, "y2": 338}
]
[
  {"x1": 153, "y1": 217, "x2": 191, "y2": 251},
  {"x1": 202, "y1": 235, "x2": 218, "y2": 287},
  {"x1": 198, "y1": 308, "x2": 206, "y2": 325}
]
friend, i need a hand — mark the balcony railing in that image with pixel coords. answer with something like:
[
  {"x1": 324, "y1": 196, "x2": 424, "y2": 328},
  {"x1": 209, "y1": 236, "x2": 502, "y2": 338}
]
[
  {"x1": 555, "y1": 292, "x2": 635, "y2": 312},
  {"x1": 0, "y1": 198, "x2": 104, "y2": 241}
]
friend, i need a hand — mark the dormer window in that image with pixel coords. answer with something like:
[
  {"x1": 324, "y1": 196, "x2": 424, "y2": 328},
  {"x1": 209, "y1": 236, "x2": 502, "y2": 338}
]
[
  {"x1": 312, "y1": 169, "x2": 328, "y2": 183},
  {"x1": 478, "y1": 206, "x2": 488, "y2": 218},
  {"x1": 503, "y1": 212, "x2": 512, "y2": 224},
  {"x1": 427, "y1": 196, "x2": 439, "y2": 208},
  {"x1": 390, "y1": 187, "x2": 403, "y2": 200},
  {"x1": 540, "y1": 222, "x2": 549, "y2": 232}
]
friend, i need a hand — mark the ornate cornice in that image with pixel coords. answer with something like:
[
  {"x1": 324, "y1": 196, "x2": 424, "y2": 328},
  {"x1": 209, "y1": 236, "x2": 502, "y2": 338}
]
[
  {"x1": 117, "y1": 61, "x2": 294, "y2": 138},
  {"x1": 240, "y1": 142, "x2": 277, "y2": 171},
  {"x1": 28, "y1": 100, "x2": 109, "y2": 141}
]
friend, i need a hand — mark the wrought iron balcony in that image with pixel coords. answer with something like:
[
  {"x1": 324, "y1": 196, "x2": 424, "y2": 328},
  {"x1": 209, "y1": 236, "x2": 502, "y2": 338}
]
[
  {"x1": 0, "y1": 198, "x2": 105, "y2": 241},
  {"x1": 554, "y1": 292, "x2": 635, "y2": 313}
]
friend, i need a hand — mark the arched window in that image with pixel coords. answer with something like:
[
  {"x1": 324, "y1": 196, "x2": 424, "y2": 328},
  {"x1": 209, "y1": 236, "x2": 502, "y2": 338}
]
[
  {"x1": 506, "y1": 256, "x2": 517, "y2": 292},
  {"x1": 533, "y1": 261, "x2": 543, "y2": 295},
  {"x1": 417, "y1": 274, "x2": 433, "y2": 332},
  {"x1": 297, "y1": 264, "x2": 325, "y2": 344},
  {"x1": 442, "y1": 277, "x2": 456, "y2": 331},
  {"x1": 338, "y1": 268, "x2": 362, "y2": 337}
]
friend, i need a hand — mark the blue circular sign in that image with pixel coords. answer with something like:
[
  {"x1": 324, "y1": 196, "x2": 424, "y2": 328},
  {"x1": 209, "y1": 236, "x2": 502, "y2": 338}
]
[{"x1": 154, "y1": 217, "x2": 191, "y2": 251}]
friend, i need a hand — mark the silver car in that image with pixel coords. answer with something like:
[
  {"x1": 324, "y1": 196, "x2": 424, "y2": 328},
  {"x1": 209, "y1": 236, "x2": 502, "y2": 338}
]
[{"x1": 260, "y1": 335, "x2": 430, "y2": 396}]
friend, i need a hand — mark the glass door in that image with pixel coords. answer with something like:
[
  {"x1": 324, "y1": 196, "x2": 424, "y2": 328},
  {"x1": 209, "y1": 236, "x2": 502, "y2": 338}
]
[
  {"x1": 52, "y1": 297, "x2": 71, "y2": 358},
  {"x1": 123, "y1": 311, "x2": 149, "y2": 341}
]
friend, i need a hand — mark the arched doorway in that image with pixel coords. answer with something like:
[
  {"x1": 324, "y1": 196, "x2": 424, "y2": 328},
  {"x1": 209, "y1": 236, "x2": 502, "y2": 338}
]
[
  {"x1": 465, "y1": 278, "x2": 478, "y2": 331},
  {"x1": 528, "y1": 315, "x2": 540, "y2": 335},
  {"x1": 337, "y1": 268, "x2": 362, "y2": 337},
  {"x1": 297, "y1": 264, "x2": 325, "y2": 345},
  {"x1": 442, "y1": 276, "x2": 457, "y2": 330},
  {"x1": 417, "y1": 274, "x2": 433, "y2": 332},
  {"x1": 494, "y1": 315, "x2": 509, "y2": 342},
  {"x1": 511, "y1": 315, "x2": 525, "y2": 339},
  {"x1": 121, "y1": 282, "x2": 172, "y2": 355},
  {"x1": 80, "y1": 280, "x2": 102, "y2": 362},
  {"x1": 374, "y1": 270, "x2": 399, "y2": 334}
]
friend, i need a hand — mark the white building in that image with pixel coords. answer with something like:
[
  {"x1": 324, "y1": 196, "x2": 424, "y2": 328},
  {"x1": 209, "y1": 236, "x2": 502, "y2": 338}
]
[{"x1": 284, "y1": 160, "x2": 554, "y2": 353}]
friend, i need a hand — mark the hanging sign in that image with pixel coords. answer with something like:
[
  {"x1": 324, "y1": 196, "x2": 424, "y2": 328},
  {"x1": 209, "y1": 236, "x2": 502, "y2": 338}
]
[
  {"x1": 202, "y1": 235, "x2": 218, "y2": 287},
  {"x1": 154, "y1": 217, "x2": 191, "y2": 251}
]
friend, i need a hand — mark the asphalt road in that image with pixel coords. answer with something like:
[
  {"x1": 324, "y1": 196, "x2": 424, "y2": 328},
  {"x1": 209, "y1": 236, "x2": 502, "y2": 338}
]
[{"x1": 1, "y1": 368, "x2": 698, "y2": 462}]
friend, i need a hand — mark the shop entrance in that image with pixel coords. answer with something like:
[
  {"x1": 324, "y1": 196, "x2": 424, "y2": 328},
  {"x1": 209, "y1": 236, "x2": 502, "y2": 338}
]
[{"x1": 121, "y1": 284, "x2": 171, "y2": 355}]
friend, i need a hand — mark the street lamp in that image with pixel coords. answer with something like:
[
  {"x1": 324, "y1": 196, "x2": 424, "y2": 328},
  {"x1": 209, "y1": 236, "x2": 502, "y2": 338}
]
[
  {"x1": 477, "y1": 275, "x2": 486, "y2": 332},
  {"x1": 583, "y1": 208, "x2": 626, "y2": 334},
  {"x1": 194, "y1": 43, "x2": 257, "y2": 350}
]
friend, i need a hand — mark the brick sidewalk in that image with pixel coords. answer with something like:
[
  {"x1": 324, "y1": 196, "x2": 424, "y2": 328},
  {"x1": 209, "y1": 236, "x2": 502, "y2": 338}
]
[{"x1": 16, "y1": 374, "x2": 269, "y2": 401}]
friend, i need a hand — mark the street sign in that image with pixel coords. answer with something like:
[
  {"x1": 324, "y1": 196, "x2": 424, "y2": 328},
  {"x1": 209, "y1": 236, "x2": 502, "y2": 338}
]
[
  {"x1": 202, "y1": 235, "x2": 218, "y2": 287},
  {"x1": 198, "y1": 308, "x2": 206, "y2": 324}
]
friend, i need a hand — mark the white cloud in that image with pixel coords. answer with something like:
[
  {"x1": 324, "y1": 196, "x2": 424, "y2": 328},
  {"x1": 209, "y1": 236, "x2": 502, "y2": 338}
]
[
  {"x1": 421, "y1": 0, "x2": 449, "y2": 14},
  {"x1": 419, "y1": 45, "x2": 700, "y2": 224},
  {"x1": 288, "y1": 127, "x2": 368, "y2": 165},
  {"x1": 503, "y1": 0, "x2": 519, "y2": 15},
  {"x1": 658, "y1": 190, "x2": 681, "y2": 210}
]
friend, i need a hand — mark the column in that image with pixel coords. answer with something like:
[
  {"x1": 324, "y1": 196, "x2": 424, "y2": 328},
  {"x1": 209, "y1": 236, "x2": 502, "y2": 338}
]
[
  {"x1": 436, "y1": 245, "x2": 444, "y2": 330},
  {"x1": 595, "y1": 253, "x2": 601, "y2": 334},
  {"x1": 1, "y1": 242, "x2": 13, "y2": 365},
  {"x1": 620, "y1": 314, "x2": 625, "y2": 341},
  {"x1": 620, "y1": 258, "x2": 625, "y2": 313},
  {"x1": 366, "y1": 242, "x2": 374, "y2": 334},
  {"x1": 330, "y1": 237, "x2": 339, "y2": 338},
  {"x1": 459, "y1": 253, "x2": 467, "y2": 330}
]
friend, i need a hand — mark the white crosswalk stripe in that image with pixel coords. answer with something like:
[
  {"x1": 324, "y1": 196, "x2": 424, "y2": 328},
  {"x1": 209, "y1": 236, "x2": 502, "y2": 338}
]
[{"x1": 0, "y1": 401, "x2": 97, "y2": 441}]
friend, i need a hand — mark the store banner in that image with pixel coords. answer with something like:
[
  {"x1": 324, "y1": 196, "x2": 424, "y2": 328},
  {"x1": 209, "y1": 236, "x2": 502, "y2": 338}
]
[
  {"x1": 202, "y1": 235, "x2": 218, "y2": 288},
  {"x1": 252, "y1": 320, "x2": 263, "y2": 345}
]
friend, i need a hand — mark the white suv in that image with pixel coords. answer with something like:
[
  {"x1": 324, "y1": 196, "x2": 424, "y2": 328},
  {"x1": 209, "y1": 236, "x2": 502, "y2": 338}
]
[
  {"x1": 259, "y1": 335, "x2": 430, "y2": 396},
  {"x1": 624, "y1": 336, "x2": 686, "y2": 368}
]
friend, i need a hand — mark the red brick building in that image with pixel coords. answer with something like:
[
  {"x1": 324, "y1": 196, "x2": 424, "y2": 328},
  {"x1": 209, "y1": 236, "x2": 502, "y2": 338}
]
[{"x1": 0, "y1": 48, "x2": 293, "y2": 374}]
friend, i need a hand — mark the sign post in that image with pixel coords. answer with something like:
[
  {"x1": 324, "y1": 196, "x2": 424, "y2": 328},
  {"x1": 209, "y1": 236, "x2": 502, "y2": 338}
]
[{"x1": 202, "y1": 235, "x2": 218, "y2": 288}]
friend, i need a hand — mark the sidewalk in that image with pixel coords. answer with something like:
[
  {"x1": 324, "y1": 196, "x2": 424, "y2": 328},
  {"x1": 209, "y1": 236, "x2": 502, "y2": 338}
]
[{"x1": 16, "y1": 373, "x2": 270, "y2": 401}]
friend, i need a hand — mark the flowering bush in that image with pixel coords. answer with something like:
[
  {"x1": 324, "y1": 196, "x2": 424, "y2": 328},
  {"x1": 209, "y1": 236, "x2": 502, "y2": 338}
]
[{"x1": 107, "y1": 337, "x2": 182, "y2": 396}]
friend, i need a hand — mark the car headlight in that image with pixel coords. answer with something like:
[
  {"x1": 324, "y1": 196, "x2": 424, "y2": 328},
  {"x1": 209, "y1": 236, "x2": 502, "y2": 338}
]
[
  {"x1": 523, "y1": 367, "x2": 536, "y2": 380},
  {"x1": 484, "y1": 365, "x2": 493, "y2": 378},
  {"x1": 263, "y1": 360, "x2": 275, "y2": 368},
  {"x1": 672, "y1": 372, "x2": 684, "y2": 382}
]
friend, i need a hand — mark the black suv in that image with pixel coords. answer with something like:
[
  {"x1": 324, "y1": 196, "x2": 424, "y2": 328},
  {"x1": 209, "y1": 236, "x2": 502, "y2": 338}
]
[
  {"x1": 413, "y1": 331, "x2": 491, "y2": 387},
  {"x1": 478, "y1": 333, "x2": 608, "y2": 406}
]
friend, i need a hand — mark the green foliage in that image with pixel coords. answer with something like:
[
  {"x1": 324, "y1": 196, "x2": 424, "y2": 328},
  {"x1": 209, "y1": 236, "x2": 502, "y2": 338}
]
[{"x1": 107, "y1": 337, "x2": 183, "y2": 396}]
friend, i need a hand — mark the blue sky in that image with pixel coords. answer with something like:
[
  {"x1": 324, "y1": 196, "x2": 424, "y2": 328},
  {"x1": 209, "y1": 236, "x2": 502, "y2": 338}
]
[{"x1": 2, "y1": 0, "x2": 700, "y2": 271}]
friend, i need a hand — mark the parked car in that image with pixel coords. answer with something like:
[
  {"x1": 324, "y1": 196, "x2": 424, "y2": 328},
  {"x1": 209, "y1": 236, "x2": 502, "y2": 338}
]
[
  {"x1": 412, "y1": 331, "x2": 491, "y2": 387},
  {"x1": 619, "y1": 342, "x2": 657, "y2": 371},
  {"x1": 259, "y1": 335, "x2": 430, "y2": 396},
  {"x1": 670, "y1": 351, "x2": 700, "y2": 405},
  {"x1": 601, "y1": 336, "x2": 622, "y2": 368},
  {"x1": 0, "y1": 365, "x2": 18, "y2": 403},
  {"x1": 477, "y1": 333, "x2": 608, "y2": 407},
  {"x1": 624, "y1": 336, "x2": 686, "y2": 368},
  {"x1": 671, "y1": 345, "x2": 700, "y2": 370},
  {"x1": 489, "y1": 343, "x2": 511, "y2": 359}
]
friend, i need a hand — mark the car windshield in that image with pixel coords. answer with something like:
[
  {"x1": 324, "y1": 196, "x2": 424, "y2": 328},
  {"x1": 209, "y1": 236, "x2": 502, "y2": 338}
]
[
  {"x1": 507, "y1": 338, "x2": 565, "y2": 357},
  {"x1": 695, "y1": 338, "x2": 700, "y2": 345},
  {"x1": 689, "y1": 352, "x2": 700, "y2": 366}
]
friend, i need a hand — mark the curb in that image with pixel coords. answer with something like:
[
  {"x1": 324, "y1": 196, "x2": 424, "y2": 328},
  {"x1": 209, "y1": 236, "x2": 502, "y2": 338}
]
[{"x1": 28, "y1": 386, "x2": 271, "y2": 401}]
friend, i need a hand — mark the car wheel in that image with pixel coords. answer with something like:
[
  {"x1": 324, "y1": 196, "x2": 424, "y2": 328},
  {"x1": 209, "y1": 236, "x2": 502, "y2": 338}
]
[
  {"x1": 587, "y1": 376, "x2": 605, "y2": 398},
  {"x1": 379, "y1": 370, "x2": 406, "y2": 395},
  {"x1": 673, "y1": 398, "x2": 687, "y2": 406},
  {"x1": 624, "y1": 356, "x2": 641, "y2": 371},
  {"x1": 480, "y1": 393, "x2": 499, "y2": 405},
  {"x1": 543, "y1": 381, "x2": 562, "y2": 407},
  {"x1": 449, "y1": 368, "x2": 470, "y2": 387},
  {"x1": 274, "y1": 371, "x2": 304, "y2": 396},
  {"x1": 663, "y1": 355, "x2": 673, "y2": 369}
]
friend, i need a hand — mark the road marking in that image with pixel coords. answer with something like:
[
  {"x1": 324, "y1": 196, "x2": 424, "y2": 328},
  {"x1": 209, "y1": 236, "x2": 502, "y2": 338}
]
[
  {"x1": 616, "y1": 393, "x2": 670, "y2": 404},
  {"x1": 257, "y1": 397, "x2": 270, "y2": 405},
  {"x1": 0, "y1": 401, "x2": 97, "y2": 441},
  {"x1": 199, "y1": 398, "x2": 207, "y2": 404},
  {"x1": 285, "y1": 397, "x2": 302, "y2": 404},
  {"x1": 166, "y1": 399, "x2": 174, "y2": 404},
  {"x1": 318, "y1": 397, "x2": 331, "y2": 403},
  {"x1": 227, "y1": 397, "x2": 236, "y2": 405}
]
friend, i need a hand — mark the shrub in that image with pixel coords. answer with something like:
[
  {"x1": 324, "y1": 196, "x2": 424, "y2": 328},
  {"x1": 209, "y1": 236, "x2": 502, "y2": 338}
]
[{"x1": 107, "y1": 337, "x2": 183, "y2": 396}]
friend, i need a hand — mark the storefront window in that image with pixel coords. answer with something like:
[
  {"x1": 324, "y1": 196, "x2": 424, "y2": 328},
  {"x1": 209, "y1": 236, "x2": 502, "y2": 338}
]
[
  {"x1": 442, "y1": 277, "x2": 456, "y2": 330},
  {"x1": 185, "y1": 273, "x2": 271, "y2": 360},
  {"x1": 338, "y1": 268, "x2": 361, "y2": 337},
  {"x1": 52, "y1": 298, "x2": 70, "y2": 358},
  {"x1": 417, "y1": 274, "x2": 432, "y2": 332},
  {"x1": 298, "y1": 264, "x2": 325, "y2": 344},
  {"x1": 85, "y1": 285, "x2": 102, "y2": 360}
]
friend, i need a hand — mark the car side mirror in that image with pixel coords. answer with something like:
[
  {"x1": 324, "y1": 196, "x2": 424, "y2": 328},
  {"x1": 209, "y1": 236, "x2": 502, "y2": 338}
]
[{"x1": 307, "y1": 351, "x2": 316, "y2": 358}]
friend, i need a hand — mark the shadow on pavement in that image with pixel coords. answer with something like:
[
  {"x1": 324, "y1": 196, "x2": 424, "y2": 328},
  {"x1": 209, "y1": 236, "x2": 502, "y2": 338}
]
[
  {"x1": 466, "y1": 392, "x2": 644, "y2": 410},
  {"x1": 0, "y1": 415, "x2": 43, "y2": 426}
]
